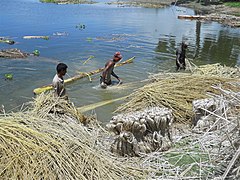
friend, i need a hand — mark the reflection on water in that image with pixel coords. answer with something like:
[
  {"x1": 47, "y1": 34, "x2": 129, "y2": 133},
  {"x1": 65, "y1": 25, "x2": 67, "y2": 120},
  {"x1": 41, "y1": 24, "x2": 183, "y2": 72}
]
[{"x1": 0, "y1": 0, "x2": 239, "y2": 123}]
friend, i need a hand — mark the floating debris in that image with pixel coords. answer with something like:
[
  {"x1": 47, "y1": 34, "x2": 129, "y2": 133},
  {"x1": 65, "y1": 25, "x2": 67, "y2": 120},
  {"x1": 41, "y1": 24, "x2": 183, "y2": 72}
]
[
  {"x1": 33, "y1": 49, "x2": 40, "y2": 56},
  {"x1": 0, "y1": 48, "x2": 28, "y2": 58},
  {"x1": 0, "y1": 37, "x2": 15, "y2": 45},
  {"x1": 23, "y1": 36, "x2": 49, "y2": 40},
  {"x1": 0, "y1": 48, "x2": 40, "y2": 59},
  {"x1": 76, "y1": 23, "x2": 86, "y2": 30},
  {"x1": 86, "y1": 37, "x2": 93, "y2": 42},
  {"x1": 53, "y1": 32, "x2": 69, "y2": 36},
  {"x1": 4, "y1": 73, "x2": 13, "y2": 80}
]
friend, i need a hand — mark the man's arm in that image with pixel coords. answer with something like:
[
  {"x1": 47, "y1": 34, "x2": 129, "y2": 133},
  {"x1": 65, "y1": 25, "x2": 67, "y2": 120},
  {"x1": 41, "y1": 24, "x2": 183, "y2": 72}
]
[
  {"x1": 102, "y1": 61, "x2": 113, "y2": 82},
  {"x1": 53, "y1": 81, "x2": 60, "y2": 96},
  {"x1": 176, "y1": 50, "x2": 182, "y2": 65}
]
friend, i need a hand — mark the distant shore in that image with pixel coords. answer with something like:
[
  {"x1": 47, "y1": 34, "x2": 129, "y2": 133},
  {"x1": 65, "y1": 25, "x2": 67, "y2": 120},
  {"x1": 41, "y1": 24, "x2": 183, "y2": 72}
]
[
  {"x1": 110, "y1": 0, "x2": 240, "y2": 27},
  {"x1": 40, "y1": 0, "x2": 96, "y2": 4},
  {"x1": 39, "y1": 0, "x2": 240, "y2": 27}
]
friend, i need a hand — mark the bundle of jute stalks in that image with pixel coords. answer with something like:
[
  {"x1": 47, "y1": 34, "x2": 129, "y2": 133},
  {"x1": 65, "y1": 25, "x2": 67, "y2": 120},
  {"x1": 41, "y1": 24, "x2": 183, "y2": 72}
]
[
  {"x1": 0, "y1": 48, "x2": 28, "y2": 58},
  {"x1": 116, "y1": 73, "x2": 240, "y2": 124},
  {"x1": 107, "y1": 107, "x2": 173, "y2": 156},
  {"x1": 0, "y1": 93, "x2": 145, "y2": 179},
  {"x1": 190, "y1": 87, "x2": 240, "y2": 179},
  {"x1": 135, "y1": 87, "x2": 240, "y2": 179},
  {"x1": 191, "y1": 63, "x2": 240, "y2": 78}
]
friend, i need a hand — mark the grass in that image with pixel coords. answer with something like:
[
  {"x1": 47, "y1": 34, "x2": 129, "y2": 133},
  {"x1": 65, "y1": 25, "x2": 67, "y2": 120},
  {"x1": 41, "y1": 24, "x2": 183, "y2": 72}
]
[
  {"x1": 163, "y1": 138, "x2": 212, "y2": 176},
  {"x1": 224, "y1": 2, "x2": 240, "y2": 8}
]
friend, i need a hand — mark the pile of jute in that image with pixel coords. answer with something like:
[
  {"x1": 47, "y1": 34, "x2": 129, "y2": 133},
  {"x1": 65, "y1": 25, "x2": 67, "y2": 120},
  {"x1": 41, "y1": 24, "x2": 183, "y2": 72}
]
[
  {"x1": 135, "y1": 86, "x2": 240, "y2": 179},
  {"x1": 1, "y1": 63, "x2": 240, "y2": 179},
  {"x1": 115, "y1": 63, "x2": 240, "y2": 124},
  {"x1": 0, "y1": 93, "x2": 145, "y2": 179},
  {"x1": 107, "y1": 63, "x2": 240, "y2": 179}
]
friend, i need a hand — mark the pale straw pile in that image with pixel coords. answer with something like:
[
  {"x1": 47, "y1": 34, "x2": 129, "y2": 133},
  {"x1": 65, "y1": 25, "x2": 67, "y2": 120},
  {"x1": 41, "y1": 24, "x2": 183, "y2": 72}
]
[{"x1": 0, "y1": 93, "x2": 145, "y2": 179}]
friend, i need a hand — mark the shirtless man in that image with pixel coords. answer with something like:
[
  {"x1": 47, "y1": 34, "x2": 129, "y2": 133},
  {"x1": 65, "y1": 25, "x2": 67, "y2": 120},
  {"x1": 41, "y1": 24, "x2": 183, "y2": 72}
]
[
  {"x1": 52, "y1": 63, "x2": 68, "y2": 97},
  {"x1": 100, "y1": 52, "x2": 122, "y2": 88},
  {"x1": 176, "y1": 42, "x2": 188, "y2": 71}
]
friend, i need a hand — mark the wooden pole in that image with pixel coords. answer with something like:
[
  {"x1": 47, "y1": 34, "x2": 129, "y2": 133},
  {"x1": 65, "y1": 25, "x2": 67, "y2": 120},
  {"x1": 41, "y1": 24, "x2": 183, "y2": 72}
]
[
  {"x1": 33, "y1": 56, "x2": 135, "y2": 95},
  {"x1": 178, "y1": 15, "x2": 206, "y2": 20},
  {"x1": 78, "y1": 96, "x2": 128, "y2": 113}
]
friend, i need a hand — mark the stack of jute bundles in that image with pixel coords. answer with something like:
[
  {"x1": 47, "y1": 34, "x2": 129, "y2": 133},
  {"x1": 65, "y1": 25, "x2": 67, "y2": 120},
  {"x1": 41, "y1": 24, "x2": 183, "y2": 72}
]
[
  {"x1": 0, "y1": 93, "x2": 145, "y2": 179},
  {"x1": 107, "y1": 107, "x2": 173, "y2": 156}
]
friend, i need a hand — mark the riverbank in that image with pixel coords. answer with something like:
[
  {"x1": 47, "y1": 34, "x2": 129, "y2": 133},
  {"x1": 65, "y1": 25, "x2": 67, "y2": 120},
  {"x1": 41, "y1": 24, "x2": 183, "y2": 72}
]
[
  {"x1": 1, "y1": 64, "x2": 240, "y2": 179},
  {"x1": 40, "y1": 0, "x2": 95, "y2": 4},
  {"x1": 120, "y1": 0, "x2": 240, "y2": 27},
  {"x1": 181, "y1": 2, "x2": 240, "y2": 27},
  {"x1": 108, "y1": 0, "x2": 173, "y2": 8},
  {"x1": 39, "y1": 0, "x2": 240, "y2": 27}
]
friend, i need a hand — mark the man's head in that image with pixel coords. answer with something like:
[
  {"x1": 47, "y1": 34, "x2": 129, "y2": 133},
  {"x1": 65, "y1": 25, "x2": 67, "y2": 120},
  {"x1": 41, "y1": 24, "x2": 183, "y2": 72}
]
[
  {"x1": 181, "y1": 42, "x2": 188, "y2": 50},
  {"x1": 113, "y1": 52, "x2": 122, "y2": 62},
  {"x1": 56, "y1": 63, "x2": 68, "y2": 76}
]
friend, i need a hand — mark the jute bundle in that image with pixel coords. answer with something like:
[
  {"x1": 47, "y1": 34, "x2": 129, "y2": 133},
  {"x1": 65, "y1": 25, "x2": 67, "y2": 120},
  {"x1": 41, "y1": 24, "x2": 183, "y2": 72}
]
[
  {"x1": 0, "y1": 48, "x2": 28, "y2": 58},
  {"x1": 108, "y1": 107, "x2": 173, "y2": 156},
  {"x1": 191, "y1": 63, "x2": 240, "y2": 78},
  {"x1": 0, "y1": 94, "x2": 145, "y2": 179},
  {"x1": 136, "y1": 87, "x2": 240, "y2": 179},
  {"x1": 107, "y1": 107, "x2": 173, "y2": 156},
  {"x1": 116, "y1": 74, "x2": 240, "y2": 124}
]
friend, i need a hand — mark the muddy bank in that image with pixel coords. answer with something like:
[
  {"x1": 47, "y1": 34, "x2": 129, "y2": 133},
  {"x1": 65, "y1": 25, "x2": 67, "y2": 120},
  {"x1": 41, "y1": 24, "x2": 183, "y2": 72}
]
[
  {"x1": 39, "y1": 0, "x2": 240, "y2": 27},
  {"x1": 118, "y1": 0, "x2": 240, "y2": 27},
  {"x1": 180, "y1": 2, "x2": 240, "y2": 27},
  {"x1": 108, "y1": 0, "x2": 173, "y2": 8},
  {"x1": 40, "y1": 0, "x2": 96, "y2": 4}
]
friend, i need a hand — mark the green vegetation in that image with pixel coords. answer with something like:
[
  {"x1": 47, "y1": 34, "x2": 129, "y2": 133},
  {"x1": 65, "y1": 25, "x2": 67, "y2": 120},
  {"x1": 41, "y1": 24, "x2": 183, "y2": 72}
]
[
  {"x1": 162, "y1": 138, "x2": 213, "y2": 176},
  {"x1": 4, "y1": 73, "x2": 13, "y2": 80},
  {"x1": 33, "y1": 50, "x2": 40, "y2": 56},
  {"x1": 86, "y1": 37, "x2": 92, "y2": 42},
  {"x1": 224, "y1": 2, "x2": 240, "y2": 7}
]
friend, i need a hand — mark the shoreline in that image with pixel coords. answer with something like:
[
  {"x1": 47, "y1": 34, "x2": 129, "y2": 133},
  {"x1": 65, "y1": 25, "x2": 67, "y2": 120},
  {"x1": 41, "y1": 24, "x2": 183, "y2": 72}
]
[
  {"x1": 39, "y1": 0, "x2": 240, "y2": 27},
  {"x1": 40, "y1": 0, "x2": 96, "y2": 4},
  {"x1": 118, "y1": 0, "x2": 240, "y2": 27}
]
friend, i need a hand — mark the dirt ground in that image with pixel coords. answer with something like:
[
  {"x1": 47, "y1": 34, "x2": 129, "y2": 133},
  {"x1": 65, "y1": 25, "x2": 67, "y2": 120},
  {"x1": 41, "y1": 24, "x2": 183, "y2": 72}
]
[{"x1": 118, "y1": 0, "x2": 240, "y2": 27}]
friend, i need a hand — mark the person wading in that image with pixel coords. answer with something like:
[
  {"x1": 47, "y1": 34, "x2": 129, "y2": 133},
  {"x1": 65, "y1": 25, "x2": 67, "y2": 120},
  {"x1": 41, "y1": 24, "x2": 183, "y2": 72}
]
[
  {"x1": 176, "y1": 42, "x2": 188, "y2": 71},
  {"x1": 100, "y1": 52, "x2": 123, "y2": 88}
]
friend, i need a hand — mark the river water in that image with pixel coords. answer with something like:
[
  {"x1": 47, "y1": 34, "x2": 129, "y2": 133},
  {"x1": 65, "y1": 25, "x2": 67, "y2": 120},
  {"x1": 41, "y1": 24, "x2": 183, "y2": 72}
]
[{"x1": 0, "y1": 0, "x2": 239, "y2": 123}]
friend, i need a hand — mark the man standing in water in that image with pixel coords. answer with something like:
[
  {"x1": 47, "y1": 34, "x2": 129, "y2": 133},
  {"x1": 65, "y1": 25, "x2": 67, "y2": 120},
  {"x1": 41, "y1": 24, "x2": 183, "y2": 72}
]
[
  {"x1": 52, "y1": 63, "x2": 68, "y2": 98},
  {"x1": 176, "y1": 42, "x2": 188, "y2": 71},
  {"x1": 100, "y1": 52, "x2": 123, "y2": 88}
]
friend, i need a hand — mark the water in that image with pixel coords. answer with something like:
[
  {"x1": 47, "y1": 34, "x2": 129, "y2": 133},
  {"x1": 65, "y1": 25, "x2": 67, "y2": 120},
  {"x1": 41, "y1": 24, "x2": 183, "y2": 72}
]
[{"x1": 0, "y1": 0, "x2": 239, "y2": 123}]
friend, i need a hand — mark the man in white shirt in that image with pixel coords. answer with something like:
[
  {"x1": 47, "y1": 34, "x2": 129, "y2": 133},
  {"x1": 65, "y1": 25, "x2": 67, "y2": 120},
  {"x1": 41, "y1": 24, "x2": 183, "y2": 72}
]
[{"x1": 52, "y1": 63, "x2": 68, "y2": 98}]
